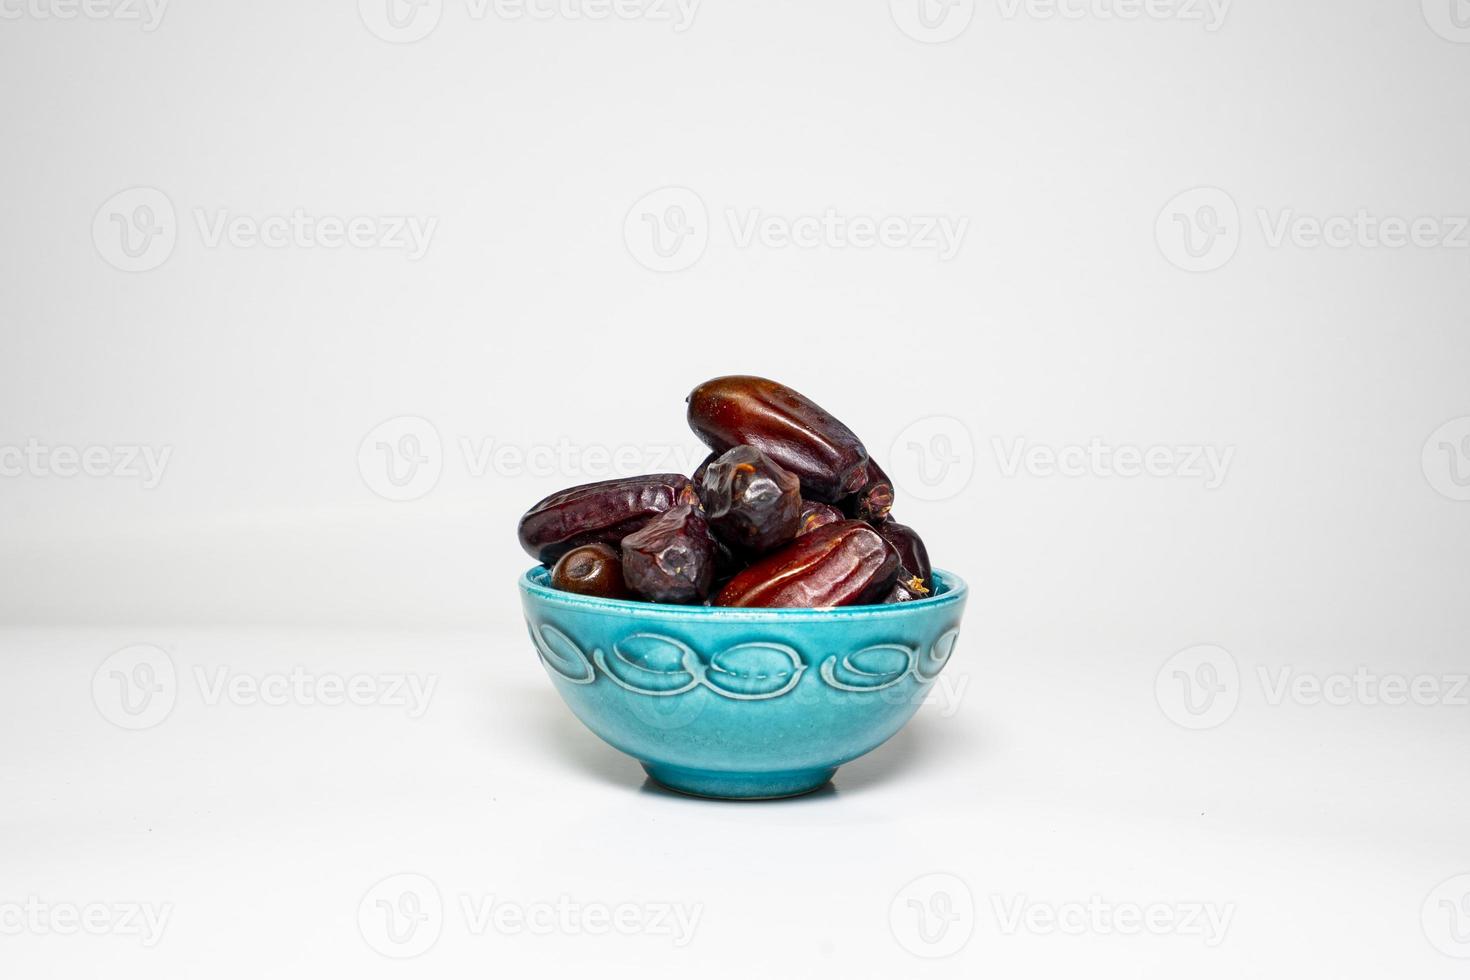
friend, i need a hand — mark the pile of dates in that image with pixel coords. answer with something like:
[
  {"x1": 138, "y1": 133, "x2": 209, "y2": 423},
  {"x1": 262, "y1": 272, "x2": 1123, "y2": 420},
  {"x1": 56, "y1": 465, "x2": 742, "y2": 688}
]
[{"x1": 517, "y1": 376, "x2": 934, "y2": 608}]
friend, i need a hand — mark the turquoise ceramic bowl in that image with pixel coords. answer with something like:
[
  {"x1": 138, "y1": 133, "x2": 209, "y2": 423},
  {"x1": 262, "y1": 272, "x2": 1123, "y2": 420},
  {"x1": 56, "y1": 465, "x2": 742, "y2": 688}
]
[{"x1": 519, "y1": 566, "x2": 968, "y2": 800}]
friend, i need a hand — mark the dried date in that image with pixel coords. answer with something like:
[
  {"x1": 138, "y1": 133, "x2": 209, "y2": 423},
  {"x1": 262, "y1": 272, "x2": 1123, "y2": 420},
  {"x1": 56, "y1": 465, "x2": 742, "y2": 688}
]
[
  {"x1": 686, "y1": 376, "x2": 869, "y2": 502},
  {"x1": 621, "y1": 503, "x2": 716, "y2": 604},
  {"x1": 517, "y1": 474, "x2": 695, "y2": 565},
  {"x1": 713, "y1": 520, "x2": 899, "y2": 608},
  {"x1": 841, "y1": 459, "x2": 895, "y2": 522},
  {"x1": 797, "y1": 500, "x2": 844, "y2": 536},
  {"x1": 549, "y1": 543, "x2": 631, "y2": 600},
  {"x1": 691, "y1": 451, "x2": 718, "y2": 488},
  {"x1": 699, "y1": 446, "x2": 801, "y2": 554},
  {"x1": 882, "y1": 572, "x2": 931, "y2": 604},
  {"x1": 875, "y1": 519, "x2": 932, "y2": 590}
]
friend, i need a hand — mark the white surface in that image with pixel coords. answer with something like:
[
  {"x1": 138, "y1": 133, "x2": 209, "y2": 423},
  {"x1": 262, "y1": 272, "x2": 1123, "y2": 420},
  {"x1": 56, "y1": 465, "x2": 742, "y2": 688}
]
[
  {"x1": 3, "y1": 624, "x2": 1468, "y2": 977},
  {"x1": 2, "y1": 1, "x2": 1469, "y2": 976}
]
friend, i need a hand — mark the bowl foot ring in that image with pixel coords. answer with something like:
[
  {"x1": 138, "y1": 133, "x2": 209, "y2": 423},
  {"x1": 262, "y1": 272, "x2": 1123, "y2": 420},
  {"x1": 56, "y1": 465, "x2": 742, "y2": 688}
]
[{"x1": 641, "y1": 763, "x2": 837, "y2": 801}]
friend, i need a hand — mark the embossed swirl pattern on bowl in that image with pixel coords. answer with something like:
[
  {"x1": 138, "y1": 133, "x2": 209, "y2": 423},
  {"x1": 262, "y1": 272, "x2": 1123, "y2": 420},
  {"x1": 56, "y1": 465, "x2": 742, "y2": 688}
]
[{"x1": 529, "y1": 621, "x2": 962, "y2": 700}]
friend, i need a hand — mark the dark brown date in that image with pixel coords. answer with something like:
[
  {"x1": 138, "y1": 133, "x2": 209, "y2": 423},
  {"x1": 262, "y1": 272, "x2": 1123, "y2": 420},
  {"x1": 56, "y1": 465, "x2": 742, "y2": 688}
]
[
  {"x1": 711, "y1": 535, "x2": 740, "y2": 575},
  {"x1": 621, "y1": 503, "x2": 715, "y2": 604},
  {"x1": 713, "y1": 520, "x2": 899, "y2": 608},
  {"x1": 687, "y1": 376, "x2": 869, "y2": 502},
  {"x1": 691, "y1": 451, "x2": 718, "y2": 488},
  {"x1": 797, "y1": 499, "x2": 844, "y2": 536},
  {"x1": 517, "y1": 474, "x2": 695, "y2": 564},
  {"x1": 875, "y1": 519, "x2": 932, "y2": 589},
  {"x1": 882, "y1": 572, "x2": 931, "y2": 604},
  {"x1": 550, "y1": 543, "x2": 631, "y2": 600},
  {"x1": 699, "y1": 446, "x2": 801, "y2": 554},
  {"x1": 705, "y1": 530, "x2": 743, "y2": 600},
  {"x1": 841, "y1": 459, "x2": 895, "y2": 522}
]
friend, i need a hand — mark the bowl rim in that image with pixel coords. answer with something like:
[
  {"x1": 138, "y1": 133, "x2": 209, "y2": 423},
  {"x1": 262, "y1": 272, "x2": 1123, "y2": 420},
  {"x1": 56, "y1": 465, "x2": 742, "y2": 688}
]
[{"x1": 520, "y1": 565, "x2": 967, "y2": 622}]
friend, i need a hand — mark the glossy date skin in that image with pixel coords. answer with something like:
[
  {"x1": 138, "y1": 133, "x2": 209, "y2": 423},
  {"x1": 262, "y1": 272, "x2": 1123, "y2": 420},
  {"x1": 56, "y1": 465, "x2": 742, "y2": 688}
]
[
  {"x1": 550, "y1": 543, "x2": 631, "y2": 600},
  {"x1": 797, "y1": 500, "x2": 844, "y2": 536},
  {"x1": 517, "y1": 474, "x2": 695, "y2": 565},
  {"x1": 699, "y1": 446, "x2": 801, "y2": 554},
  {"x1": 713, "y1": 520, "x2": 899, "y2": 608},
  {"x1": 875, "y1": 519, "x2": 932, "y2": 589},
  {"x1": 620, "y1": 503, "x2": 716, "y2": 604},
  {"x1": 686, "y1": 376, "x2": 869, "y2": 503},
  {"x1": 842, "y1": 459, "x2": 895, "y2": 522}
]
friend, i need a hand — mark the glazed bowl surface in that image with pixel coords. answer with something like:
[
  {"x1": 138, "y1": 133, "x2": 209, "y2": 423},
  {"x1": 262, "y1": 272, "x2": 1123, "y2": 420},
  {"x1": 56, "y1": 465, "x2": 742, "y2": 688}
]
[{"x1": 520, "y1": 565, "x2": 968, "y2": 799}]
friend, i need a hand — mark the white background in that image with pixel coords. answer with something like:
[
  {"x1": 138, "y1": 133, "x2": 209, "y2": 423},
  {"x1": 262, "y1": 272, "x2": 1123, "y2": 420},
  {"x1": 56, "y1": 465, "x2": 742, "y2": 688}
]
[{"x1": 2, "y1": 1, "x2": 1468, "y2": 976}]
